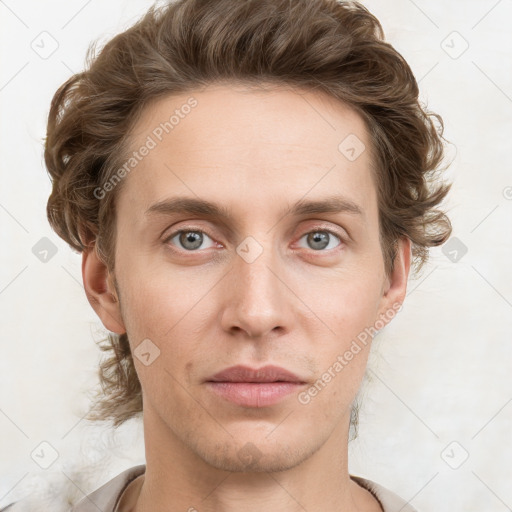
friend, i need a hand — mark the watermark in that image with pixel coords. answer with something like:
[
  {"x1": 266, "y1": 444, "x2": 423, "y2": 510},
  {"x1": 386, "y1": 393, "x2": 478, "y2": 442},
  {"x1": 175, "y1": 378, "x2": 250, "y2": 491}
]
[
  {"x1": 93, "y1": 96, "x2": 198, "y2": 200},
  {"x1": 236, "y1": 236, "x2": 264, "y2": 263},
  {"x1": 440, "y1": 441, "x2": 469, "y2": 469},
  {"x1": 133, "y1": 338, "x2": 161, "y2": 366},
  {"x1": 338, "y1": 133, "x2": 366, "y2": 161},
  {"x1": 440, "y1": 31, "x2": 469, "y2": 60},
  {"x1": 237, "y1": 442, "x2": 263, "y2": 469},
  {"x1": 32, "y1": 236, "x2": 58, "y2": 263},
  {"x1": 30, "y1": 441, "x2": 59, "y2": 469},
  {"x1": 31, "y1": 31, "x2": 59, "y2": 60},
  {"x1": 298, "y1": 301, "x2": 402, "y2": 405},
  {"x1": 442, "y1": 236, "x2": 468, "y2": 263}
]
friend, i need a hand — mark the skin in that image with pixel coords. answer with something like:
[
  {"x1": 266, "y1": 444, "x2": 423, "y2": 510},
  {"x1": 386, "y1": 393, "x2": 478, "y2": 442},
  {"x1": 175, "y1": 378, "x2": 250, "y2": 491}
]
[{"x1": 82, "y1": 83, "x2": 411, "y2": 512}]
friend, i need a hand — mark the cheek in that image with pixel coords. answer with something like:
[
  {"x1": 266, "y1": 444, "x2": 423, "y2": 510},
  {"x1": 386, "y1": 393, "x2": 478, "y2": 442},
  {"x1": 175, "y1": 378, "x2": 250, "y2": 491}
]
[
  {"x1": 118, "y1": 254, "x2": 208, "y2": 335},
  {"x1": 289, "y1": 272, "x2": 382, "y2": 409},
  {"x1": 117, "y1": 258, "x2": 218, "y2": 386},
  {"x1": 298, "y1": 266, "x2": 382, "y2": 339},
  {"x1": 309, "y1": 279, "x2": 380, "y2": 372}
]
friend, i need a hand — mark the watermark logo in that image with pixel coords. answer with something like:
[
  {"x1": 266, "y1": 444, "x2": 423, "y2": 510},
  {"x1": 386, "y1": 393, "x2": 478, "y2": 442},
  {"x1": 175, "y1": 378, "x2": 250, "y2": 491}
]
[
  {"x1": 237, "y1": 442, "x2": 263, "y2": 469},
  {"x1": 31, "y1": 31, "x2": 59, "y2": 59},
  {"x1": 442, "y1": 236, "x2": 468, "y2": 263},
  {"x1": 30, "y1": 441, "x2": 59, "y2": 469},
  {"x1": 236, "y1": 236, "x2": 264, "y2": 263},
  {"x1": 440, "y1": 441, "x2": 469, "y2": 469},
  {"x1": 441, "y1": 31, "x2": 469, "y2": 60},
  {"x1": 32, "y1": 237, "x2": 58, "y2": 263},
  {"x1": 338, "y1": 133, "x2": 366, "y2": 162},
  {"x1": 134, "y1": 338, "x2": 161, "y2": 366}
]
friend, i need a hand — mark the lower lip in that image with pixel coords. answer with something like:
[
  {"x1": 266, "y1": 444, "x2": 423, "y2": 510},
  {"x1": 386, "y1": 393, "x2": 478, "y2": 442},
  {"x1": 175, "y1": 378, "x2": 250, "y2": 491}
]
[{"x1": 206, "y1": 382, "x2": 304, "y2": 407}]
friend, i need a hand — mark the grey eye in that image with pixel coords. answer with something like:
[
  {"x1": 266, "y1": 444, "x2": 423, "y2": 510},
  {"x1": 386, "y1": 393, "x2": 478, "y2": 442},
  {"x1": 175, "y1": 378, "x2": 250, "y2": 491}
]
[
  {"x1": 169, "y1": 230, "x2": 215, "y2": 251},
  {"x1": 299, "y1": 231, "x2": 341, "y2": 251}
]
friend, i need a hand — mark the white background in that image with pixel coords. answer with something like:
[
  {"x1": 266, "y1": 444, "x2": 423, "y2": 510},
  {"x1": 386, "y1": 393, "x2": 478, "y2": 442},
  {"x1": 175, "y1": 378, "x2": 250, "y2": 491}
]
[{"x1": 1, "y1": 0, "x2": 511, "y2": 510}]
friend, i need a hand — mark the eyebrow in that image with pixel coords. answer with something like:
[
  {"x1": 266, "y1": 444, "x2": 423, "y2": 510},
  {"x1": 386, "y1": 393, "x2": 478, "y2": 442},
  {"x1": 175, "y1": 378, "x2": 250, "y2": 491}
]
[{"x1": 144, "y1": 195, "x2": 364, "y2": 221}]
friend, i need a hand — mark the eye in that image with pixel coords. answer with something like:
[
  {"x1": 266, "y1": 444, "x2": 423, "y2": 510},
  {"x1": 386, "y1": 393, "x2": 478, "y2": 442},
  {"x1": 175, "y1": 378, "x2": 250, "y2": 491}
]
[
  {"x1": 297, "y1": 229, "x2": 342, "y2": 251},
  {"x1": 163, "y1": 227, "x2": 344, "y2": 253},
  {"x1": 165, "y1": 229, "x2": 216, "y2": 251}
]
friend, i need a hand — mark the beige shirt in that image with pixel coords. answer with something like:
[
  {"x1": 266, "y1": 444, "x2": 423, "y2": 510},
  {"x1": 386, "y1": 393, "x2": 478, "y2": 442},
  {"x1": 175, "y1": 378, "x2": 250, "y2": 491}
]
[{"x1": 64, "y1": 464, "x2": 419, "y2": 512}]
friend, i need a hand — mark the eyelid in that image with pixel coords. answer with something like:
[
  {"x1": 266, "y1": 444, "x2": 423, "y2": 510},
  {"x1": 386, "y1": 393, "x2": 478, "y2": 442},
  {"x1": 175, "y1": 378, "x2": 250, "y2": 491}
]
[
  {"x1": 163, "y1": 222, "x2": 348, "y2": 252},
  {"x1": 297, "y1": 221, "x2": 349, "y2": 244},
  {"x1": 294, "y1": 227, "x2": 345, "y2": 252},
  {"x1": 162, "y1": 225, "x2": 220, "y2": 248}
]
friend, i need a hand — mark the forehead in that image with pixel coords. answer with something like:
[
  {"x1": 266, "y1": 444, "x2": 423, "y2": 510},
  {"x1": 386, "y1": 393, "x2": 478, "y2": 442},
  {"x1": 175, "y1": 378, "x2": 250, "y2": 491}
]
[{"x1": 116, "y1": 83, "x2": 376, "y2": 222}]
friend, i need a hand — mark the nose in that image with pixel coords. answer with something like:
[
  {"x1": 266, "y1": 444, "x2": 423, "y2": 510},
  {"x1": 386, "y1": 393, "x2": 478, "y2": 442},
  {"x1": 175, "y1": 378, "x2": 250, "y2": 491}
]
[{"x1": 220, "y1": 239, "x2": 293, "y2": 340}]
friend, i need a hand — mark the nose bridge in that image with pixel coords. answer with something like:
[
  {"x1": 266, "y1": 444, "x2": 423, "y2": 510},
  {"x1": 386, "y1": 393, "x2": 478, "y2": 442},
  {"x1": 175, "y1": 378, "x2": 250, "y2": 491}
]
[
  {"x1": 223, "y1": 232, "x2": 290, "y2": 337},
  {"x1": 237, "y1": 237, "x2": 276, "y2": 296}
]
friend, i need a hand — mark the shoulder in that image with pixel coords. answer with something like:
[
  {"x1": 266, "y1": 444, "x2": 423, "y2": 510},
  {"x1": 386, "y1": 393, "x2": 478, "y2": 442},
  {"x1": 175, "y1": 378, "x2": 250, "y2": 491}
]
[
  {"x1": 1, "y1": 465, "x2": 147, "y2": 512},
  {"x1": 350, "y1": 474, "x2": 420, "y2": 512},
  {"x1": 69, "y1": 464, "x2": 146, "y2": 512},
  {"x1": 3, "y1": 467, "x2": 414, "y2": 512}
]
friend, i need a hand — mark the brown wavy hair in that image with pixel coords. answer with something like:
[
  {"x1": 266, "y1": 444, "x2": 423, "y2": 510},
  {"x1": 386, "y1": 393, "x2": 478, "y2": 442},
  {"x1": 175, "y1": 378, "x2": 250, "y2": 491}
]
[{"x1": 44, "y1": 0, "x2": 452, "y2": 430}]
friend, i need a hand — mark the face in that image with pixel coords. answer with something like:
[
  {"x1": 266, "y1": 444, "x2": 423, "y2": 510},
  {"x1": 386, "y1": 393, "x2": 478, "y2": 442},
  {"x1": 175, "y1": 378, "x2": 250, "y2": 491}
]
[{"x1": 84, "y1": 83, "x2": 410, "y2": 473}]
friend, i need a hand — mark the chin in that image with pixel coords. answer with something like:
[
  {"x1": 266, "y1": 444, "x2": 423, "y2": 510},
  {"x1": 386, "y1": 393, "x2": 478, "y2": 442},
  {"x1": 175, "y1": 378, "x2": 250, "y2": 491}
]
[{"x1": 193, "y1": 434, "x2": 317, "y2": 474}]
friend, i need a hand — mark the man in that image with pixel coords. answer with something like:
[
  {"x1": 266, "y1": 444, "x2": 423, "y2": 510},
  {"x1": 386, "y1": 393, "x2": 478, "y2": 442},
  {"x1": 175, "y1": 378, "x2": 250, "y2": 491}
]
[{"x1": 4, "y1": 0, "x2": 452, "y2": 510}]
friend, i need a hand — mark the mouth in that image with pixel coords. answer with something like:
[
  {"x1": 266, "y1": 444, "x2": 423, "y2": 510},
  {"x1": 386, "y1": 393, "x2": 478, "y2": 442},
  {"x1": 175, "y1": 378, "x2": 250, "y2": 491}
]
[
  {"x1": 205, "y1": 365, "x2": 307, "y2": 407},
  {"x1": 207, "y1": 364, "x2": 306, "y2": 384}
]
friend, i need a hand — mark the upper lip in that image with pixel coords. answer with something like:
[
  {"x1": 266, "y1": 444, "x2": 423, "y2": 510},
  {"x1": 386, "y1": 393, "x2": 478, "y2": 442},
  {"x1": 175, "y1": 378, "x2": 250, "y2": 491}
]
[{"x1": 207, "y1": 365, "x2": 305, "y2": 383}]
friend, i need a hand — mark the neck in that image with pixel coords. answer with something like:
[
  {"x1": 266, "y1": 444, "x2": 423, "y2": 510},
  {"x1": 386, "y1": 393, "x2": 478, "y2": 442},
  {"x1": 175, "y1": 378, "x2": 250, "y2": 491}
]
[{"x1": 127, "y1": 404, "x2": 381, "y2": 512}]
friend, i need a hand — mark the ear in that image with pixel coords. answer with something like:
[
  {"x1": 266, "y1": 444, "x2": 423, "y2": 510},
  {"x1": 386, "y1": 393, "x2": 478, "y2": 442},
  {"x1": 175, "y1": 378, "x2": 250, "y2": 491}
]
[
  {"x1": 377, "y1": 237, "x2": 411, "y2": 326},
  {"x1": 82, "y1": 246, "x2": 126, "y2": 334}
]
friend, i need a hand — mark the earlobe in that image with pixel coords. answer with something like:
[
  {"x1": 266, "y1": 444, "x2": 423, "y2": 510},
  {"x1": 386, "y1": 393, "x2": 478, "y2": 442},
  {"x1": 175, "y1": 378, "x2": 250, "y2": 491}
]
[{"x1": 82, "y1": 246, "x2": 126, "y2": 334}]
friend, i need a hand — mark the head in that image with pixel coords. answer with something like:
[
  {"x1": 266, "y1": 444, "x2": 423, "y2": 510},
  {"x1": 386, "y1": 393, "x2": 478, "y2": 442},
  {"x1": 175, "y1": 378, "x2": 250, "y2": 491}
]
[{"x1": 44, "y1": 0, "x2": 451, "y2": 465}]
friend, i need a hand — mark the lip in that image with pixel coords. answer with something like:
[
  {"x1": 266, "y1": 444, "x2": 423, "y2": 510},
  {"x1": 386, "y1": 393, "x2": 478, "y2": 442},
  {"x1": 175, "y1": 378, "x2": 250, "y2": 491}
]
[
  {"x1": 205, "y1": 365, "x2": 306, "y2": 408},
  {"x1": 207, "y1": 364, "x2": 305, "y2": 383}
]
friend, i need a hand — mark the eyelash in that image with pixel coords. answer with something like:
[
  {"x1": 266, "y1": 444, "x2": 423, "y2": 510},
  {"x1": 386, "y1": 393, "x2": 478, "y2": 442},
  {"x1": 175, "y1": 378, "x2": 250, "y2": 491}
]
[{"x1": 162, "y1": 225, "x2": 345, "y2": 253}]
